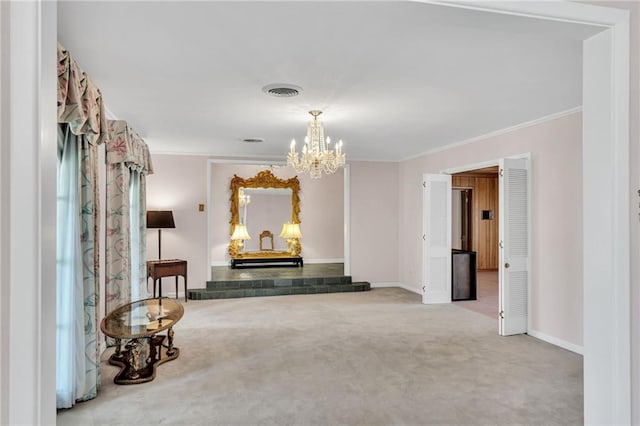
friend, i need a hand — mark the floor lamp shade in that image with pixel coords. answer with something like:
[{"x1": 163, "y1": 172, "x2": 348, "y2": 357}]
[{"x1": 147, "y1": 210, "x2": 175, "y2": 259}]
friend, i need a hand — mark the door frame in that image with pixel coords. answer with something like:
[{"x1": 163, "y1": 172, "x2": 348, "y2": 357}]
[
  {"x1": 442, "y1": 157, "x2": 525, "y2": 332},
  {"x1": 430, "y1": 4, "x2": 631, "y2": 423},
  {"x1": 9, "y1": 1, "x2": 631, "y2": 424},
  {"x1": 205, "y1": 159, "x2": 351, "y2": 275}
]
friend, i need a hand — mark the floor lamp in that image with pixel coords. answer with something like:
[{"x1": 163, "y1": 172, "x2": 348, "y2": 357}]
[{"x1": 146, "y1": 210, "x2": 175, "y2": 260}]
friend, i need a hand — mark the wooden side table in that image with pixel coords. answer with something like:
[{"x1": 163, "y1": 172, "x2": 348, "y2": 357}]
[{"x1": 147, "y1": 259, "x2": 187, "y2": 302}]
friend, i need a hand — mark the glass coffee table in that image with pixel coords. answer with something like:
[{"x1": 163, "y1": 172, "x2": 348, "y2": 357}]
[{"x1": 100, "y1": 297, "x2": 184, "y2": 384}]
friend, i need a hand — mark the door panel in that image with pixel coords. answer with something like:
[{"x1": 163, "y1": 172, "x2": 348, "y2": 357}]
[
  {"x1": 499, "y1": 158, "x2": 530, "y2": 335},
  {"x1": 422, "y1": 174, "x2": 452, "y2": 304}
]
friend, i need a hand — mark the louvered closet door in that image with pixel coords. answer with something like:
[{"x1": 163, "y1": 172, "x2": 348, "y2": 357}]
[
  {"x1": 499, "y1": 158, "x2": 530, "y2": 336},
  {"x1": 422, "y1": 174, "x2": 452, "y2": 304}
]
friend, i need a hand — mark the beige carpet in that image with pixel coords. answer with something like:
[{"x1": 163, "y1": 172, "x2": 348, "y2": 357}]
[
  {"x1": 454, "y1": 270, "x2": 499, "y2": 319},
  {"x1": 57, "y1": 288, "x2": 582, "y2": 425}
]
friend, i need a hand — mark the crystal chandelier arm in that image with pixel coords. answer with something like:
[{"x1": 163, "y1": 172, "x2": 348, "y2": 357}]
[{"x1": 286, "y1": 110, "x2": 346, "y2": 178}]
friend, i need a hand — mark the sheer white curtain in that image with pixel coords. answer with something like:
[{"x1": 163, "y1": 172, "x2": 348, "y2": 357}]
[
  {"x1": 56, "y1": 43, "x2": 109, "y2": 409},
  {"x1": 56, "y1": 126, "x2": 83, "y2": 408},
  {"x1": 129, "y1": 170, "x2": 143, "y2": 302},
  {"x1": 56, "y1": 124, "x2": 101, "y2": 408}
]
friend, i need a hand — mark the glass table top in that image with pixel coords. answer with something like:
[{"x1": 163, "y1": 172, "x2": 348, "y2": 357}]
[{"x1": 100, "y1": 298, "x2": 184, "y2": 339}]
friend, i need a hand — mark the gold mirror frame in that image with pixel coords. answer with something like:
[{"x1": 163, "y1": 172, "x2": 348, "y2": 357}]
[{"x1": 229, "y1": 170, "x2": 301, "y2": 258}]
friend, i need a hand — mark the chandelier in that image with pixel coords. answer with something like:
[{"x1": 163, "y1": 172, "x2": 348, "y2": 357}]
[{"x1": 287, "y1": 110, "x2": 346, "y2": 179}]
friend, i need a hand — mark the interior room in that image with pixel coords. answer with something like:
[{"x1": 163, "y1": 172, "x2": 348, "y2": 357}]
[
  {"x1": 2, "y1": 1, "x2": 638, "y2": 425},
  {"x1": 450, "y1": 166, "x2": 499, "y2": 319}
]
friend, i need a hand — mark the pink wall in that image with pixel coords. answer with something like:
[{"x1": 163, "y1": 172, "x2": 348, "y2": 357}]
[
  {"x1": 399, "y1": 112, "x2": 583, "y2": 346},
  {"x1": 210, "y1": 163, "x2": 344, "y2": 263},
  {"x1": 146, "y1": 155, "x2": 209, "y2": 290},
  {"x1": 349, "y1": 161, "x2": 400, "y2": 283}
]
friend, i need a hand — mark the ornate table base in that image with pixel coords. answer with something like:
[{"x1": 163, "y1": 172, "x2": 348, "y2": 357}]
[{"x1": 108, "y1": 328, "x2": 180, "y2": 385}]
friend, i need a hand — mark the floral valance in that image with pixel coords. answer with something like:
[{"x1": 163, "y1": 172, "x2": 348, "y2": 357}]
[
  {"x1": 106, "y1": 120, "x2": 154, "y2": 175},
  {"x1": 57, "y1": 43, "x2": 108, "y2": 145}
]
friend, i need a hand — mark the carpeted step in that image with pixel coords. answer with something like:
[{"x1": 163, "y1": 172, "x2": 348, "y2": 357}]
[
  {"x1": 205, "y1": 275, "x2": 352, "y2": 291},
  {"x1": 188, "y1": 282, "x2": 370, "y2": 300}
]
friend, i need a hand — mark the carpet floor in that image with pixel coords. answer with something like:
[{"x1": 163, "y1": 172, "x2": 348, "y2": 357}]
[
  {"x1": 454, "y1": 270, "x2": 499, "y2": 319},
  {"x1": 57, "y1": 288, "x2": 583, "y2": 425}
]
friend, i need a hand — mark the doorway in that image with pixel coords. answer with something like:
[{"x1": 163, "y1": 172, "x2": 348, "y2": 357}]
[
  {"x1": 423, "y1": 157, "x2": 530, "y2": 336},
  {"x1": 451, "y1": 167, "x2": 499, "y2": 320}
]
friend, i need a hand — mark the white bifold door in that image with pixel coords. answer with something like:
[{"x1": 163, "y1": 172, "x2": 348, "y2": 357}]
[
  {"x1": 498, "y1": 158, "x2": 530, "y2": 336},
  {"x1": 422, "y1": 174, "x2": 452, "y2": 304}
]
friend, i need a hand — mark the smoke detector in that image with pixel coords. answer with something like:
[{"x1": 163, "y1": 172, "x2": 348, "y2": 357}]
[{"x1": 262, "y1": 83, "x2": 303, "y2": 98}]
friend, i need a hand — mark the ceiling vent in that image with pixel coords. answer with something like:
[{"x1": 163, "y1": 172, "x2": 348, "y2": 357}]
[
  {"x1": 242, "y1": 138, "x2": 264, "y2": 143},
  {"x1": 262, "y1": 83, "x2": 303, "y2": 98}
]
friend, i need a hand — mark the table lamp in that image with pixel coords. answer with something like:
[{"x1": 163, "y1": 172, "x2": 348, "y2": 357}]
[
  {"x1": 231, "y1": 224, "x2": 251, "y2": 251},
  {"x1": 146, "y1": 210, "x2": 175, "y2": 260},
  {"x1": 279, "y1": 222, "x2": 302, "y2": 255}
]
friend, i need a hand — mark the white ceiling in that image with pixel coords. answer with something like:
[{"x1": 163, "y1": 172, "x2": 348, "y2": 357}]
[{"x1": 57, "y1": 1, "x2": 603, "y2": 161}]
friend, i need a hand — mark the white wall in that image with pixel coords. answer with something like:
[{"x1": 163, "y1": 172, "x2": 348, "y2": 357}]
[
  {"x1": 0, "y1": 2, "x2": 8, "y2": 422},
  {"x1": 399, "y1": 112, "x2": 583, "y2": 347}
]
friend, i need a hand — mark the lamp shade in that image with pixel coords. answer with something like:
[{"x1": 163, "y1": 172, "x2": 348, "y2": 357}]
[
  {"x1": 287, "y1": 223, "x2": 302, "y2": 239},
  {"x1": 147, "y1": 211, "x2": 175, "y2": 229},
  {"x1": 279, "y1": 223, "x2": 290, "y2": 239},
  {"x1": 231, "y1": 224, "x2": 251, "y2": 241},
  {"x1": 279, "y1": 222, "x2": 302, "y2": 239}
]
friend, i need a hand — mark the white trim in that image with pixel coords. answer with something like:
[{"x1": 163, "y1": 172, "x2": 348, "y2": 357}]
[
  {"x1": 370, "y1": 282, "x2": 421, "y2": 294},
  {"x1": 155, "y1": 151, "x2": 286, "y2": 160},
  {"x1": 0, "y1": 2, "x2": 9, "y2": 423},
  {"x1": 205, "y1": 158, "x2": 287, "y2": 166},
  {"x1": 6, "y1": 1, "x2": 56, "y2": 423},
  {"x1": 527, "y1": 329, "x2": 584, "y2": 356},
  {"x1": 441, "y1": 159, "x2": 500, "y2": 175},
  {"x1": 303, "y1": 258, "x2": 344, "y2": 265},
  {"x1": 428, "y1": 1, "x2": 627, "y2": 27},
  {"x1": 401, "y1": 107, "x2": 582, "y2": 162},
  {"x1": 205, "y1": 161, "x2": 213, "y2": 280},
  {"x1": 583, "y1": 26, "x2": 631, "y2": 425},
  {"x1": 343, "y1": 163, "x2": 351, "y2": 276}
]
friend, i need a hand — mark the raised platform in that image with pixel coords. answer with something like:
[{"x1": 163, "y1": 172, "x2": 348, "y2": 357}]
[{"x1": 188, "y1": 276, "x2": 370, "y2": 300}]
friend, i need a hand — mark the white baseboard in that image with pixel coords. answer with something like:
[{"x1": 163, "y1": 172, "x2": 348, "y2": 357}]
[
  {"x1": 371, "y1": 282, "x2": 421, "y2": 295},
  {"x1": 211, "y1": 261, "x2": 229, "y2": 267},
  {"x1": 527, "y1": 329, "x2": 583, "y2": 355},
  {"x1": 304, "y1": 258, "x2": 344, "y2": 264}
]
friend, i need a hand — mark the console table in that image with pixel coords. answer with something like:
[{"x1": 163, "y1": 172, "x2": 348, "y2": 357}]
[
  {"x1": 147, "y1": 259, "x2": 187, "y2": 302},
  {"x1": 100, "y1": 297, "x2": 184, "y2": 384},
  {"x1": 231, "y1": 253, "x2": 303, "y2": 269}
]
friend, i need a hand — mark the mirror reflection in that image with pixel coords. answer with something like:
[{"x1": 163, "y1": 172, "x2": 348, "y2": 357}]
[{"x1": 240, "y1": 188, "x2": 291, "y2": 252}]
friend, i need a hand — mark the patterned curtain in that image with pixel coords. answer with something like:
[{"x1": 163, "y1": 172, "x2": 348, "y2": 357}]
[
  {"x1": 56, "y1": 43, "x2": 106, "y2": 408},
  {"x1": 105, "y1": 120, "x2": 154, "y2": 314}
]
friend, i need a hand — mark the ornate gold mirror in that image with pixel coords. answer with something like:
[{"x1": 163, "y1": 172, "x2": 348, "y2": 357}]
[{"x1": 229, "y1": 170, "x2": 301, "y2": 259}]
